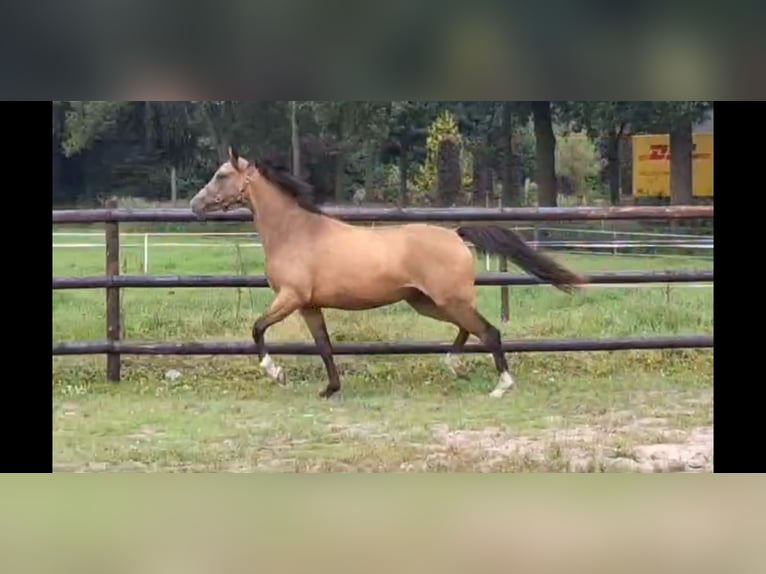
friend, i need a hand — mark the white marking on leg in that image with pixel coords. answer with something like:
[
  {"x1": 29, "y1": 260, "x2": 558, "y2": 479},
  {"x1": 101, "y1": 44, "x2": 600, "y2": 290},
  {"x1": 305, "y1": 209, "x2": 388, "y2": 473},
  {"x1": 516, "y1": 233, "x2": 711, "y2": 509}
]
[
  {"x1": 442, "y1": 353, "x2": 460, "y2": 376},
  {"x1": 260, "y1": 353, "x2": 285, "y2": 384},
  {"x1": 489, "y1": 371, "x2": 515, "y2": 398}
]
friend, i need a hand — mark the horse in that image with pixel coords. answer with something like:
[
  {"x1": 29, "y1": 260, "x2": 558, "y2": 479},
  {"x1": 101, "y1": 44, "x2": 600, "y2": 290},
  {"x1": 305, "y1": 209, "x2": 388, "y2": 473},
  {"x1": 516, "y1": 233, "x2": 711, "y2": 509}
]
[{"x1": 189, "y1": 147, "x2": 585, "y2": 400}]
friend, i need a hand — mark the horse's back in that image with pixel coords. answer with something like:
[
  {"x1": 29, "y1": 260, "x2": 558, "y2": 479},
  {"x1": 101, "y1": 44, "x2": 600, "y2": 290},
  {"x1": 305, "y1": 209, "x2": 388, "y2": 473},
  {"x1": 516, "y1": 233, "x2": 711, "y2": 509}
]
[{"x1": 300, "y1": 220, "x2": 477, "y2": 308}]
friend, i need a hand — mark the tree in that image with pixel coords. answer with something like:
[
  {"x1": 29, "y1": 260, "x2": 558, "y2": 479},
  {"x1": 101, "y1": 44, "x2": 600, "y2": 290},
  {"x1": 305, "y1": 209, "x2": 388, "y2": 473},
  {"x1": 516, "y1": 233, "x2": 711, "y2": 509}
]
[
  {"x1": 497, "y1": 102, "x2": 536, "y2": 206},
  {"x1": 556, "y1": 101, "x2": 713, "y2": 205},
  {"x1": 307, "y1": 101, "x2": 393, "y2": 202},
  {"x1": 447, "y1": 102, "x2": 505, "y2": 205},
  {"x1": 290, "y1": 101, "x2": 300, "y2": 176},
  {"x1": 385, "y1": 102, "x2": 440, "y2": 206},
  {"x1": 555, "y1": 101, "x2": 632, "y2": 204},
  {"x1": 58, "y1": 101, "x2": 209, "y2": 203},
  {"x1": 413, "y1": 109, "x2": 471, "y2": 204},
  {"x1": 196, "y1": 101, "x2": 236, "y2": 162},
  {"x1": 437, "y1": 136, "x2": 462, "y2": 207},
  {"x1": 663, "y1": 102, "x2": 711, "y2": 205},
  {"x1": 532, "y1": 101, "x2": 557, "y2": 207},
  {"x1": 60, "y1": 101, "x2": 130, "y2": 157},
  {"x1": 142, "y1": 101, "x2": 199, "y2": 202}
]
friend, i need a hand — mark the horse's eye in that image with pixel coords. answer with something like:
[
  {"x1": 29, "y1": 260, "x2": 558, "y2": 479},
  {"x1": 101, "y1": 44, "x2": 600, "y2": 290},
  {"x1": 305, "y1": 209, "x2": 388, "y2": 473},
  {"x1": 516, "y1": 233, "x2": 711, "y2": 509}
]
[{"x1": 216, "y1": 172, "x2": 229, "y2": 181}]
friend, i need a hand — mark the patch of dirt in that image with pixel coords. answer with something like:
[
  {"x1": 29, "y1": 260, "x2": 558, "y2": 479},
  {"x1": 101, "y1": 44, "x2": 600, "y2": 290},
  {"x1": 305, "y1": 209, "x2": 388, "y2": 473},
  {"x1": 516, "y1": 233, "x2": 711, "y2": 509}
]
[
  {"x1": 125, "y1": 425, "x2": 166, "y2": 441},
  {"x1": 426, "y1": 418, "x2": 713, "y2": 472},
  {"x1": 58, "y1": 402, "x2": 81, "y2": 417},
  {"x1": 610, "y1": 426, "x2": 712, "y2": 472}
]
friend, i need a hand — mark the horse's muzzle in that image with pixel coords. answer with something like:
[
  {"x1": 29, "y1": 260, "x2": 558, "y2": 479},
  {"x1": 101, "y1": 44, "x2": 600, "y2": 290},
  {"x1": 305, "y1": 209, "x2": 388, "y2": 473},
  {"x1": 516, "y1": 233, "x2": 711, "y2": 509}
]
[{"x1": 189, "y1": 197, "x2": 206, "y2": 220}]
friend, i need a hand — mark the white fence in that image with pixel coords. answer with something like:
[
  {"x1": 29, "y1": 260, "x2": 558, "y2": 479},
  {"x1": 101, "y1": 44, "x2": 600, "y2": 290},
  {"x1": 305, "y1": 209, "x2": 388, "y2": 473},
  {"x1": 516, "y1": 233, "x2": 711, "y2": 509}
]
[
  {"x1": 53, "y1": 225, "x2": 713, "y2": 280},
  {"x1": 529, "y1": 226, "x2": 713, "y2": 256},
  {"x1": 53, "y1": 232, "x2": 263, "y2": 274}
]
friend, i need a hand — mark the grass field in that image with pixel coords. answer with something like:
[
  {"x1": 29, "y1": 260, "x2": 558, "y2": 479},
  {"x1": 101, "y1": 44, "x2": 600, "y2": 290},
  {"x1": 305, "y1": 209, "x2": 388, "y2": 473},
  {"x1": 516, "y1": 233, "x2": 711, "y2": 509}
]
[{"x1": 53, "y1": 230, "x2": 714, "y2": 472}]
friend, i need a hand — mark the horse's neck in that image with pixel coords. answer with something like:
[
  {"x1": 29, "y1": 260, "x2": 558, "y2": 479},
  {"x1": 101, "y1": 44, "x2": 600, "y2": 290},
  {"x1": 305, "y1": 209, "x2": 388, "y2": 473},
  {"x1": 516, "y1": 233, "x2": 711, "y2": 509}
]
[{"x1": 248, "y1": 182, "x2": 315, "y2": 251}]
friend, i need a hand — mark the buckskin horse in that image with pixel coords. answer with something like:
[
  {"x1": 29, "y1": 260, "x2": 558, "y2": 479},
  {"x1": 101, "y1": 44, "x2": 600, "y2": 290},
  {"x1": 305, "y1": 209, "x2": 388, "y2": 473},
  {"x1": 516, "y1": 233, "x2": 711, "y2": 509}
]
[{"x1": 189, "y1": 148, "x2": 585, "y2": 399}]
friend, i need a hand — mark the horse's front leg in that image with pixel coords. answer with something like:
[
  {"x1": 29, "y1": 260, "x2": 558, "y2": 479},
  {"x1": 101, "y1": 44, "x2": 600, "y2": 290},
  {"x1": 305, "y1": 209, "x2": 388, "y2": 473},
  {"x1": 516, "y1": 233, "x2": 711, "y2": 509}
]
[{"x1": 252, "y1": 289, "x2": 302, "y2": 385}]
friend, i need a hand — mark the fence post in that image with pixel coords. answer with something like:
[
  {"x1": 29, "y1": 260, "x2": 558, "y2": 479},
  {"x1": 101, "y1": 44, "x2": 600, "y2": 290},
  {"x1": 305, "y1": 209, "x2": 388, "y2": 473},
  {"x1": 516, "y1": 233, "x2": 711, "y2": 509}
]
[
  {"x1": 105, "y1": 199, "x2": 121, "y2": 382},
  {"x1": 497, "y1": 196, "x2": 510, "y2": 323},
  {"x1": 143, "y1": 233, "x2": 149, "y2": 274},
  {"x1": 499, "y1": 256, "x2": 509, "y2": 323}
]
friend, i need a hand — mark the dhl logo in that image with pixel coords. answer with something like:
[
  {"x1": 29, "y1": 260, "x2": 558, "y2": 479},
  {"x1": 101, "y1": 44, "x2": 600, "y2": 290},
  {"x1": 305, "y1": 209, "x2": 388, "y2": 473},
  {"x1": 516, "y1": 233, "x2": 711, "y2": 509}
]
[{"x1": 639, "y1": 144, "x2": 712, "y2": 162}]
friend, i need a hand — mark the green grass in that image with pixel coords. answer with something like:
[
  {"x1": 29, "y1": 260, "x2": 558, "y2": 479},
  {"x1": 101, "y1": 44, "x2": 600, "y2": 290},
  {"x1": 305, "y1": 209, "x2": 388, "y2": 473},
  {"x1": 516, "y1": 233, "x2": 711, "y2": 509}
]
[{"x1": 53, "y1": 234, "x2": 714, "y2": 472}]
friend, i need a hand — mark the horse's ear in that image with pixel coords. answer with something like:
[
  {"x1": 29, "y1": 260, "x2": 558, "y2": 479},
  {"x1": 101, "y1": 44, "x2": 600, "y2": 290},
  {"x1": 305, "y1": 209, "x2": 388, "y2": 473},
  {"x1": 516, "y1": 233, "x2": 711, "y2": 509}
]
[{"x1": 228, "y1": 146, "x2": 241, "y2": 171}]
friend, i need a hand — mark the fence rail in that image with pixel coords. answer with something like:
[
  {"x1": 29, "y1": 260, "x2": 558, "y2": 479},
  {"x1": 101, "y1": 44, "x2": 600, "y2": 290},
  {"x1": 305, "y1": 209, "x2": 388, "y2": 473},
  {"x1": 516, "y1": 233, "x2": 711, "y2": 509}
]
[
  {"x1": 52, "y1": 205, "x2": 714, "y2": 382},
  {"x1": 52, "y1": 270, "x2": 714, "y2": 290},
  {"x1": 52, "y1": 205, "x2": 714, "y2": 224},
  {"x1": 53, "y1": 336, "x2": 714, "y2": 357}
]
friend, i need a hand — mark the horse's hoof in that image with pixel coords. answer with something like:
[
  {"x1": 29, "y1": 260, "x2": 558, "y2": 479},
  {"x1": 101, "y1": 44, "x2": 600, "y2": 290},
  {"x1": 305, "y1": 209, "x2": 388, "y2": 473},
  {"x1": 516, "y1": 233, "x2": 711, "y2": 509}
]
[
  {"x1": 274, "y1": 367, "x2": 287, "y2": 386},
  {"x1": 442, "y1": 353, "x2": 462, "y2": 377},
  {"x1": 489, "y1": 389, "x2": 505, "y2": 399}
]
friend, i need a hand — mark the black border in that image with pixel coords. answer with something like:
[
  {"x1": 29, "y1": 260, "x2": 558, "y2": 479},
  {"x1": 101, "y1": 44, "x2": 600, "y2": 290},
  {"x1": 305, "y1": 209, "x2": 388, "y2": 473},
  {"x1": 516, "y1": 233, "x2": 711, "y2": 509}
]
[
  {"x1": 709, "y1": 101, "x2": 754, "y2": 472},
  {"x1": 1, "y1": 101, "x2": 54, "y2": 472}
]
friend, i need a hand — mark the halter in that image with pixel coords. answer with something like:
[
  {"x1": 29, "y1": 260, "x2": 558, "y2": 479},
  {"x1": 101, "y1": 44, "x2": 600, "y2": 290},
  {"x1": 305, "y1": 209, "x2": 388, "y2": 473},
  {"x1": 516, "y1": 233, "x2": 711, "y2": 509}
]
[{"x1": 219, "y1": 165, "x2": 253, "y2": 212}]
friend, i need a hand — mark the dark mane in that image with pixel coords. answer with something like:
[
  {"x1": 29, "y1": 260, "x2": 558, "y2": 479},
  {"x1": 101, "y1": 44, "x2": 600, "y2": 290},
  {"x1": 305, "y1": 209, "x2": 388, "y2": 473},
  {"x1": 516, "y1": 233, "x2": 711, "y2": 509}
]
[{"x1": 253, "y1": 159, "x2": 327, "y2": 216}]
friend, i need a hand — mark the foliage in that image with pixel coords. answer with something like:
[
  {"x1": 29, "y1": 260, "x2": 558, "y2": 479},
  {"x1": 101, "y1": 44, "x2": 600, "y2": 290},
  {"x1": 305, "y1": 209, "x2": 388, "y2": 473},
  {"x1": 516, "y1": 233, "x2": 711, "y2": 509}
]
[
  {"x1": 553, "y1": 101, "x2": 712, "y2": 205},
  {"x1": 514, "y1": 120, "x2": 537, "y2": 185},
  {"x1": 555, "y1": 133, "x2": 603, "y2": 202},
  {"x1": 412, "y1": 110, "x2": 472, "y2": 201},
  {"x1": 52, "y1": 100, "x2": 714, "y2": 207},
  {"x1": 61, "y1": 101, "x2": 129, "y2": 157},
  {"x1": 308, "y1": 101, "x2": 392, "y2": 149},
  {"x1": 556, "y1": 101, "x2": 713, "y2": 137}
]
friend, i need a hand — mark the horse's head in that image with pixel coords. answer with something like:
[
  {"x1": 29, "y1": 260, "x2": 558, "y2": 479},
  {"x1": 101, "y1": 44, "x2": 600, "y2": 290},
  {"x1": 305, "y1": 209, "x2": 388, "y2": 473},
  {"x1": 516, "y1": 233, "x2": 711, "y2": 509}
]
[{"x1": 190, "y1": 147, "x2": 252, "y2": 218}]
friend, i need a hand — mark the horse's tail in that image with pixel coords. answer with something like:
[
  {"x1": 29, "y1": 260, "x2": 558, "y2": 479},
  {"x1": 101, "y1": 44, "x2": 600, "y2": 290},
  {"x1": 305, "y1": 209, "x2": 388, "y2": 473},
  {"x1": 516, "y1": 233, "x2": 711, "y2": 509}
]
[{"x1": 456, "y1": 225, "x2": 586, "y2": 294}]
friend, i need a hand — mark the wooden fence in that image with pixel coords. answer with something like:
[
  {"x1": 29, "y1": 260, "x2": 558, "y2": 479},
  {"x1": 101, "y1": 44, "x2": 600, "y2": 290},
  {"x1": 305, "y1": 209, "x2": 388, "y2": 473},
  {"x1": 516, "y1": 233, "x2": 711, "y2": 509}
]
[{"x1": 52, "y1": 205, "x2": 714, "y2": 382}]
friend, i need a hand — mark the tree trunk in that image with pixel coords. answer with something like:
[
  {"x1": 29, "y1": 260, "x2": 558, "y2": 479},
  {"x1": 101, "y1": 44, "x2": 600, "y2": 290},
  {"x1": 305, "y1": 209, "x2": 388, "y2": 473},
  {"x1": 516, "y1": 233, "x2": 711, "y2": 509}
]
[
  {"x1": 501, "y1": 103, "x2": 521, "y2": 206},
  {"x1": 620, "y1": 134, "x2": 633, "y2": 196},
  {"x1": 170, "y1": 165, "x2": 177, "y2": 204},
  {"x1": 472, "y1": 144, "x2": 482, "y2": 202},
  {"x1": 437, "y1": 136, "x2": 461, "y2": 207},
  {"x1": 364, "y1": 141, "x2": 376, "y2": 194},
  {"x1": 532, "y1": 101, "x2": 557, "y2": 207},
  {"x1": 333, "y1": 112, "x2": 346, "y2": 202},
  {"x1": 670, "y1": 121, "x2": 693, "y2": 205},
  {"x1": 606, "y1": 127, "x2": 622, "y2": 205},
  {"x1": 202, "y1": 102, "x2": 234, "y2": 163},
  {"x1": 398, "y1": 145, "x2": 409, "y2": 207},
  {"x1": 143, "y1": 102, "x2": 153, "y2": 150},
  {"x1": 487, "y1": 169, "x2": 495, "y2": 204},
  {"x1": 334, "y1": 151, "x2": 346, "y2": 202},
  {"x1": 473, "y1": 143, "x2": 490, "y2": 206},
  {"x1": 290, "y1": 101, "x2": 300, "y2": 176}
]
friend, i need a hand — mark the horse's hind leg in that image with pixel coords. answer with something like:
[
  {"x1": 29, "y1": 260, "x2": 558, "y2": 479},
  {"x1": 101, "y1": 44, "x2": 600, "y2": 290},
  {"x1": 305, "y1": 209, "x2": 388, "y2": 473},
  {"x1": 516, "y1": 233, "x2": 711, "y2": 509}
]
[
  {"x1": 299, "y1": 307, "x2": 342, "y2": 399},
  {"x1": 406, "y1": 290, "x2": 469, "y2": 376},
  {"x1": 443, "y1": 302, "x2": 515, "y2": 398}
]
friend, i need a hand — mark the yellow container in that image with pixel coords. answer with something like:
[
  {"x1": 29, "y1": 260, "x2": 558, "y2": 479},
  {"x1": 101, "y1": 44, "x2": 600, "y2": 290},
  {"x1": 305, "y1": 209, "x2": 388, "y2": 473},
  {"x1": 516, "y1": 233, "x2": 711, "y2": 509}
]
[{"x1": 632, "y1": 133, "x2": 713, "y2": 197}]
